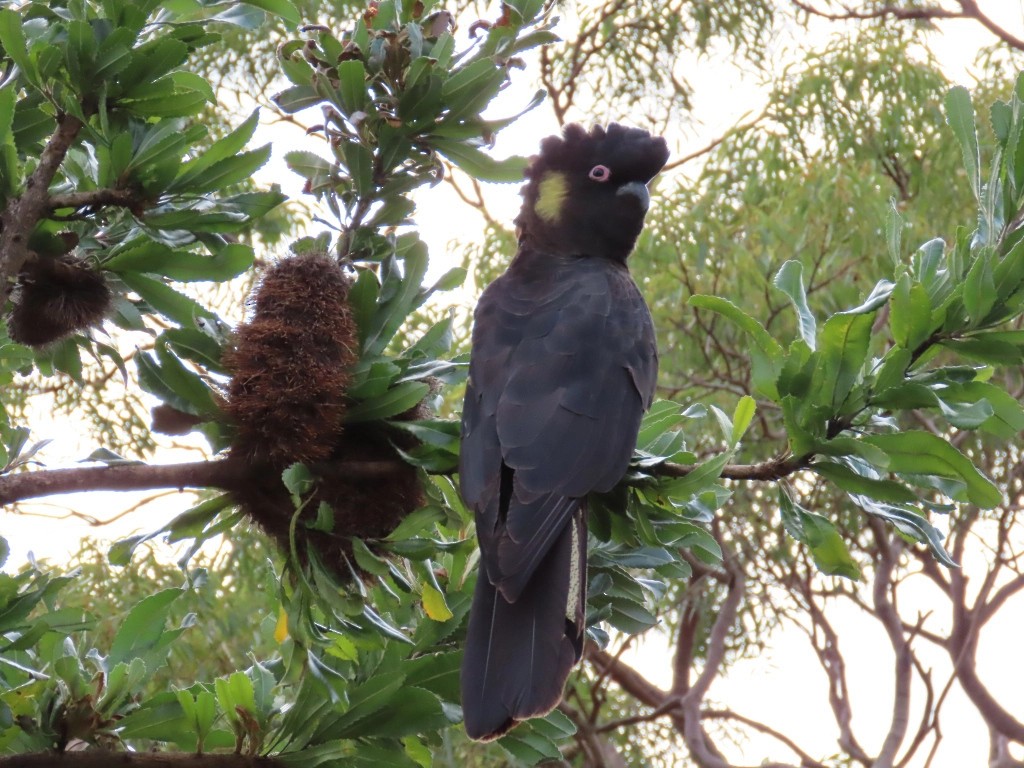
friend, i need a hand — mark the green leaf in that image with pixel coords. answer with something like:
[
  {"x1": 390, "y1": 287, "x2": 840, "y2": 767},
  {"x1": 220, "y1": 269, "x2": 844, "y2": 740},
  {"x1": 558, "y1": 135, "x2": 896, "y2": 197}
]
[
  {"x1": 811, "y1": 312, "x2": 872, "y2": 410},
  {"x1": 106, "y1": 242, "x2": 253, "y2": 282},
  {"x1": 107, "y1": 589, "x2": 183, "y2": 668},
  {"x1": 441, "y1": 59, "x2": 504, "y2": 120},
  {"x1": 336, "y1": 59, "x2": 368, "y2": 115},
  {"x1": 241, "y1": 0, "x2": 301, "y2": 25},
  {"x1": 137, "y1": 344, "x2": 218, "y2": 416},
  {"x1": 656, "y1": 451, "x2": 732, "y2": 504},
  {"x1": 363, "y1": 239, "x2": 430, "y2": 354},
  {"x1": 119, "y1": 272, "x2": 219, "y2": 327},
  {"x1": 431, "y1": 139, "x2": 527, "y2": 183},
  {"x1": 342, "y1": 141, "x2": 374, "y2": 196},
  {"x1": 316, "y1": 672, "x2": 406, "y2": 740},
  {"x1": 604, "y1": 597, "x2": 657, "y2": 634},
  {"x1": 118, "y1": 38, "x2": 190, "y2": 96},
  {"x1": 946, "y1": 85, "x2": 981, "y2": 201},
  {"x1": 886, "y1": 198, "x2": 902, "y2": 265},
  {"x1": 941, "y1": 335, "x2": 1023, "y2": 365},
  {"x1": 963, "y1": 249, "x2": 996, "y2": 325},
  {"x1": 170, "y1": 145, "x2": 271, "y2": 196},
  {"x1": 889, "y1": 273, "x2": 932, "y2": 350},
  {"x1": 0, "y1": 10, "x2": 35, "y2": 84},
  {"x1": 120, "y1": 73, "x2": 212, "y2": 117},
  {"x1": 812, "y1": 461, "x2": 917, "y2": 504},
  {"x1": 345, "y1": 381, "x2": 429, "y2": 423},
  {"x1": 854, "y1": 498, "x2": 958, "y2": 568},
  {"x1": 688, "y1": 294, "x2": 784, "y2": 399},
  {"x1": 773, "y1": 260, "x2": 816, "y2": 349},
  {"x1": 863, "y1": 431, "x2": 1001, "y2": 508},
  {"x1": 731, "y1": 395, "x2": 756, "y2": 445},
  {"x1": 273, "y1": 84, "x2": 321, "y2": 113},
  {"x1": 162, "y1": 328, "x2": 226, "y2": 375},
  {"x1": 778, "y1": 488, "x2": 860, "y2": 580}
]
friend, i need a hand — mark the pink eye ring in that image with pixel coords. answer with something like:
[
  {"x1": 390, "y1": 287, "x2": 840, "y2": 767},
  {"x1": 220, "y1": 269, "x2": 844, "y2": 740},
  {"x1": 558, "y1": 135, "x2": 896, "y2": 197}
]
[{"x1": 588, "y1": 164, "x2": 611, "y2": 182}]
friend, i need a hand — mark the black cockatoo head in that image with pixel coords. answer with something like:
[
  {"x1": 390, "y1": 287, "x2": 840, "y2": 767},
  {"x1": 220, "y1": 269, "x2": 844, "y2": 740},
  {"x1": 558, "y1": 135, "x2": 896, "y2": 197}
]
[{"x1": 515, "y1": 123, "x2": 670, "y2": 261}]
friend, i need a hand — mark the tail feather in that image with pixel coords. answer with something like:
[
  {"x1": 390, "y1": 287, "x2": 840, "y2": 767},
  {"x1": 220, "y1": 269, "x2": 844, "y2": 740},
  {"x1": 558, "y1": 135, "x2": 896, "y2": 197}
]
[{"x1": 461, "y1": 506, "x2": 587, "y2": 741}]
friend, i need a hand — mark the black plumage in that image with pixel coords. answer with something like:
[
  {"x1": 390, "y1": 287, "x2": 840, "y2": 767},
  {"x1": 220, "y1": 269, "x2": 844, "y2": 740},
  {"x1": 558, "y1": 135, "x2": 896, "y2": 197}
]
[{"x1": 459, "y1": 123, "x2": 669, "y2": 740}]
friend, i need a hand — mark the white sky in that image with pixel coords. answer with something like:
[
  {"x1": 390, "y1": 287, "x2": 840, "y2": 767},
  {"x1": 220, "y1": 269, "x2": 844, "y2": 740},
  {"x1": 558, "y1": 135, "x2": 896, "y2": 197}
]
[{"x1": 4, "y1": 1, "x2": 1024, "y2": 765}]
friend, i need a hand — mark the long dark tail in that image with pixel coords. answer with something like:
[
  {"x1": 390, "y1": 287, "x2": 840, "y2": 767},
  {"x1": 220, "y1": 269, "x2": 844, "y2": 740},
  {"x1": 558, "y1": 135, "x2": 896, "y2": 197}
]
[{"x1": 461, "y1": 506, "x2": 587, "y2": 741}]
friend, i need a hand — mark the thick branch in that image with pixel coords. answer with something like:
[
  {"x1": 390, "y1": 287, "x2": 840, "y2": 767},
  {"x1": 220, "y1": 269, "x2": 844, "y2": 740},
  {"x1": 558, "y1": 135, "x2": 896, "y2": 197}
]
[
  {"x1": 0, "y1": 113, "x2": 85, "y2": 296},
  {"x1": 791, "y1": 0, "x2": 1024, "y2": 51},
  {"x1": 48, "y1": 188, "x2": 142, "y2": 212},
  {"x1": 0, "y1": 754, "x2": 280, "y2": 768},
  {"x1": 0, "y1": 459, "x2": 404, "y2": 507},
  {"x1": 1, "y1": 452, "x2": 809, "y2": 507}
]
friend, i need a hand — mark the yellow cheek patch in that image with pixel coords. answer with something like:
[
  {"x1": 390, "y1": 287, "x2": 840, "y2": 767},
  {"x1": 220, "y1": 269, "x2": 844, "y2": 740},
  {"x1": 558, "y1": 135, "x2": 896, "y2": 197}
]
[{"x1": 534, "y1": 172, "x2": 568, "y2": 223}]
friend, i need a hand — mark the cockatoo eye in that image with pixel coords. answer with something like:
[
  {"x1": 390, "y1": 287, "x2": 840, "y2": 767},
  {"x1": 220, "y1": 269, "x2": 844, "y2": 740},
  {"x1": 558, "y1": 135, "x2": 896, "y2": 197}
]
[{"x1": 588, "y1": 164, "x2": 611, "y2": 182}]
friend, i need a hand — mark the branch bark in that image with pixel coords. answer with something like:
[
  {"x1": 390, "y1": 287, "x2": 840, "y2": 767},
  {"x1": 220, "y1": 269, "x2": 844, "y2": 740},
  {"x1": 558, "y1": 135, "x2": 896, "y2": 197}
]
[
  {"x1": 0, "y1": 754, "x2": 280, "y2": 768},
  {"x1": 1, "y1": 452, "x2": 811, "y2": 507},
  {"x1": 790, "y1": 0, "x2": 1024, "y2": 51},
  {"x1": 0, "y1": 113, "x2": 86, "y2": 296},
  {"x1": 48, "y1": 188, "x2": 143, "y2": 213},
  {"x1": 0, "y1": 459, "x2": 406, "y2": 507}
]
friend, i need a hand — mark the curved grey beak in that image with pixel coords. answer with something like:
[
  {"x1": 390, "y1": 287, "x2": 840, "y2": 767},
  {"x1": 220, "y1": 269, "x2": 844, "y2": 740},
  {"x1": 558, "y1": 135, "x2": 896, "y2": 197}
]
[{"x1": 617, "y1": 181, "x2": 651, "y2": 212}]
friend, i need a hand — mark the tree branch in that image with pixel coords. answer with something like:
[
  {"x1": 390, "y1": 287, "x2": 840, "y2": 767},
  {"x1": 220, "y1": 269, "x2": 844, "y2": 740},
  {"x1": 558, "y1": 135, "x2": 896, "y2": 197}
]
[
  {"x1": 956, "y1": 0, "x2": 1024, "y2": 51},
  {"x1": 790, "y1": 1, "x2": 960, "y2": 22},
  {"x1": 702, "y1": 708, "x2": 828, "y2": 768},
  {"x1": 869, "y1": 518, "x2": 913, "y2": 768},
  {"x1": 0, "y1": 753, "x2": 280, "y2": 768},
  {"x1": 0, "y1": 113, "x2": 86, "y2": 296},
  {"x1": 48, "y1": 188, "x2": 143, "y2": 213},
  {"x1": 0, "y1": 459, "x2": 404, "y2": 507},
  {"x1": 1, "y1": 450, "x2": 811, "y2": 508},
  {"x1": 790, "y1": 0, "x2": 1024, "y2": 52}
]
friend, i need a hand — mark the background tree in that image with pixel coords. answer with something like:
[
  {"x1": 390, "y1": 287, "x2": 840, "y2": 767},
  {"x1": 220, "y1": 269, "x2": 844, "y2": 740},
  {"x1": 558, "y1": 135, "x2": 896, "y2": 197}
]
[{"x1": 3, "y1": 2, "x2": 1024, "y2": 768}]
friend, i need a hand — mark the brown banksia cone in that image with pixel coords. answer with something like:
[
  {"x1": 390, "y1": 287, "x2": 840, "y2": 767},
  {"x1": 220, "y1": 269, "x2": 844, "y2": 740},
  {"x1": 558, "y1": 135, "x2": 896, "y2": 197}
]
[
  {"x1": 224, "y1": 251, "x2": 358, "y2": 466},
  {"x1": 6, "y1": 255, "x2": 112, "y2": 347},
  {"x1": 223, "y1": 251, "x2": 427, "y2": 576}
]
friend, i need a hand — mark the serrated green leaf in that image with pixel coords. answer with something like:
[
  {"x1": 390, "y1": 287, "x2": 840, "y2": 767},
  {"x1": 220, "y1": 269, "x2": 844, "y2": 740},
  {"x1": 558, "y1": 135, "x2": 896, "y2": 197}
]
[
  {"x1": 812, "y1": 312, "x2": 872, "y2": 410},
  {"x1": 863, "y1": 431, "x2": 1001, "y2": 508},
  {"x1": 440, "y1": 59, "x2": 504, "y2": 121},
  {"x1": 106, "y1": 241, "x2": 253, "y2": 282},
  {"x1": 812, "y1": 461, "x2": 918, "y2": 504},
  {"x1": 432, "y1": 139, "x2": 527, "y2": 183},
  {"x1": 241, "y1": 0, "x2": 301, "y2": 25},
  {"x1": 946, "y1": 85, "x2": 981, "y2": 201},
  {"x1": 0, "y1": 10, "x2": 34, "y2": 83},
  {"x1": 108, "y1": 589, "x2": 183, "y2": 668},
  {"x1": 345, "y1": 381, "x2": 429, "y2": 423},
  {"x1": 688, "y1": 294, "x2": 783, "y2": 399},
  {"x1": 342, "y1": 140, "x2": 374, "y2": 196},
  {"x1": 963, "y1": 249, "x2": 996, "y2": 325},
  {"x1": 272, "y1": 84, "x2": 321, "y2": 113},
  {"x1": 889, "y1": 273, "x2": 932, "y2": 350},
  {"x1": 778, "y1": 488, "x2": 860, "y2": 580},
  {"x1": 773, "y1": 260, "x2": 816, "y2": 349},
  {"x1": 731, "y1": 395, "x2": 756, "y2": 445},
  {"x1": 119, "y1": 272, "x2": 219, "y2": 327}
]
